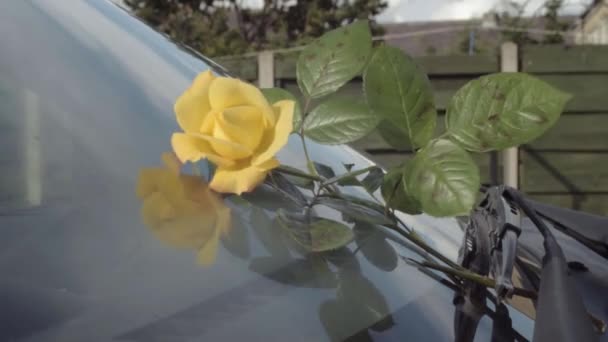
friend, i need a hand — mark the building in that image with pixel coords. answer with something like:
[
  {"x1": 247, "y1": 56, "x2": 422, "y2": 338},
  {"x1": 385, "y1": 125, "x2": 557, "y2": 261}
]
[
  {"x1": 382, "y1": 15, "x2": 577, "y2": 57},
  {"x1": 576, "y1": 0, "x2": 608, "y2": 44}
]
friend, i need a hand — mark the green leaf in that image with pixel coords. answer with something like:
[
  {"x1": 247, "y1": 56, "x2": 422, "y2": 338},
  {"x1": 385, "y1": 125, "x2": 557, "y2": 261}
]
[
  {"x1": 405, "y1": 139, "x2": 480, "y2": 217},
  {"x1": 364, "y1": 46, "x2": 437, "y2": 148},
  {"x1": 261, "y1": 88, "x2": 303, "y2": 131},
  {"x1": 303, "y1": 97, "x2": 380, "y2": 144},
  {"x1": 220, "y1": 214, "x2": 250, "y2": 259},
  {"x1": 267, "y1": 172, "x2": 308, "y2": 206},
  {"x1": 309, "y1": 218, "x2": 355, "y2": 252},
  {"x1": 316, "y1": 197, "x2": 393, "y2": 226},
  {"x1": 250, "y1": 207, "x2": 291, "y2": 257},
  {"x1": 297, "y1": 20, "x2": 372, "y2": 99},
  {"x1": 353, "y1": 223, "x2": 398, "y2": 272},
  {"x1": 249, "y1": 256, "x2": 338, "y2": 288},
  {"x1": 276, "y1": 210, "x2": 354, "y2": 252},
  {"x1": 322, "y1": 166, "x2": 379, "y2": 187},
  {"x1": 376, "y1": 120, "x2": 413, "y2": 151},
  {"x1": 446, "y1": 73, "x2": 571, "y2": 152},
  {"x1": 361, "y1": 167, "x2": 384, "y2": 193},
  {"x1": 241, "y1": 184, "x2": 301, "y2": 212},
  {"x1": 380, "y1": 166, "x2": 421, "y2": 214},
  {"x1": 314, "y1": 162, "x2": 335, "y2": 179}
]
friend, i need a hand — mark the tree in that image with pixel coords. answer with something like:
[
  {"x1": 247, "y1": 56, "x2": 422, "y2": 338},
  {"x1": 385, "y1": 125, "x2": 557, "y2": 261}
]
[
  {"x1": 124, "y1": 0, "x2": 388, "y2": 57},
  {"x1": 492, "y1": 0, "x2": 538, "y2": 46},
  {"x1": 542, "y1": 0, "x2": 569, "y2": 44}
]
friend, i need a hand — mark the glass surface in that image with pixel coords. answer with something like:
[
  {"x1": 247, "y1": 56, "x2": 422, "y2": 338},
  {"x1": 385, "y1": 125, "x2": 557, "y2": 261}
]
[{"x1": 0, "y1": 1, "x2": 534, "y2": 341}]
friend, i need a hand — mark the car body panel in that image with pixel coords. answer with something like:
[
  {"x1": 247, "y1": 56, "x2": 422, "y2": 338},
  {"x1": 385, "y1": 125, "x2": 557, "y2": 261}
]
[{"x1": 0, "y1": 1, "x2": 543, "y2": 341}]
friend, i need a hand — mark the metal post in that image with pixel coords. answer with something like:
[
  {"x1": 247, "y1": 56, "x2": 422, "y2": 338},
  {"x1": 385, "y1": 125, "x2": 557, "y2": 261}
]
[
  {"x1": 501, "y1": 42, "x2": 519, "y2": 188},
  {"x1": 23, "y1": 88, "x2": 42, "y2": 206},
  {"x1": 257, "y1": 51, "x2": 275, "y2": 88}
]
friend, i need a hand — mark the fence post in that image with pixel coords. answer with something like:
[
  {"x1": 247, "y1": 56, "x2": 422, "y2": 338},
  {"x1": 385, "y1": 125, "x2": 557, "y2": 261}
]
[
  {"x1": 257, "y1": 51, "x2": 275, "y2": 88},
  {"x1": 501, "y1": 42, "x2": 519, "y2": 188}
]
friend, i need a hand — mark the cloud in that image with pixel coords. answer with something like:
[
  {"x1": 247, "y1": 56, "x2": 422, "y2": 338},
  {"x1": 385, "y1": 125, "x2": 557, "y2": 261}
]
[
  {"x1": 431, "y1": 0, "x2": 494, "y2": 20},
  {"x1": 378, "y1": 0, "x2": 592, "y2": 23}
]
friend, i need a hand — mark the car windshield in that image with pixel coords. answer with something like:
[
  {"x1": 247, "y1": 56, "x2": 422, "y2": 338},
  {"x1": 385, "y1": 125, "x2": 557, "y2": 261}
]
[{"x1": 0, "y1": 1, "x2": 535, "y2": 341}]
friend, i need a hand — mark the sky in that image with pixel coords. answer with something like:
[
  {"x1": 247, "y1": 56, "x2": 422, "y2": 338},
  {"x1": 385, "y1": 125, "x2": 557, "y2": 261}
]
[
  {"x1": 376, "y1": 0, "x2": 592, "y2": 23},
  {"x1": 115, "y1": 0, "x2": 593, "y2": 23},
  {"x1": 236, "y1": 0, "x2": 592, "y2": 22}
]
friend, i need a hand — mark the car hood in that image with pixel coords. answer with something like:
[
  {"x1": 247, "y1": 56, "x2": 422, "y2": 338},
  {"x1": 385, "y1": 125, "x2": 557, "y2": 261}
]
[{"x1": 0, "y1": 1, "x2": 538, "y2": 341}]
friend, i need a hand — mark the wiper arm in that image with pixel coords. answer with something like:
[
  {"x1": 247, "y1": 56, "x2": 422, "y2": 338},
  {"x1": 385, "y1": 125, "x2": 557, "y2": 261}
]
[
  {"x1": 504, "y1": 188, "x2": 598, "y2": 342},
  {"x1": 458, "y1": 186, "x2": 522, "y2": 303}
]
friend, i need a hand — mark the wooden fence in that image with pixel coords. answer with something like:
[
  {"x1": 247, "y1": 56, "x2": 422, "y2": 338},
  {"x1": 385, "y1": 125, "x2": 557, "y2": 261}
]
[{"x1": 217, "y1": 44, "x2": 608, "y2": 215}]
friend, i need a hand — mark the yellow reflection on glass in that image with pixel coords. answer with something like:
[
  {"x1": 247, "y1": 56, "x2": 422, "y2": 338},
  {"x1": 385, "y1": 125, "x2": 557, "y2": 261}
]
[{"x1": 136, "y1": 152, "x2": 231, "y2": 265}]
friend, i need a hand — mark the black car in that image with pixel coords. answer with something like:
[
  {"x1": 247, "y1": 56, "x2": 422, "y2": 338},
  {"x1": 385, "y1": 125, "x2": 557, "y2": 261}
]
[{"x1": 1, "y1": 1, "x2": 606, "y2": 341}]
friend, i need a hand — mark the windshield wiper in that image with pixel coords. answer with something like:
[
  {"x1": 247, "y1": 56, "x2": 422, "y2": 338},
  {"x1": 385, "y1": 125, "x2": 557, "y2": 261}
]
[{"x1": 456, "y1": 185, "x2": 599, "y2": 342}]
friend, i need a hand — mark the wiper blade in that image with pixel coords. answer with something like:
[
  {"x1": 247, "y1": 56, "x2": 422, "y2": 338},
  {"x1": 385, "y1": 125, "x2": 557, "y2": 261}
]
[
  {"x1": 505, "y1": 188, "x2": 598, "y2": 342},
  {"x1": 457, "y1": 186, "x2": 598, "y2": 342},
  {"x1": 527, "y1": 199, "x2": 608, "y2": 260}
]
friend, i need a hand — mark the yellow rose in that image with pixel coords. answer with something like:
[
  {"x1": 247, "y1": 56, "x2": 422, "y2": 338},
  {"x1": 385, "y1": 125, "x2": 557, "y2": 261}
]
[
  {"x1": 136, "y1": 152, "x2": 231, "y2": 266},
  {"x1": 171, "y1": 71, "x2": 294, "y2": 194}
]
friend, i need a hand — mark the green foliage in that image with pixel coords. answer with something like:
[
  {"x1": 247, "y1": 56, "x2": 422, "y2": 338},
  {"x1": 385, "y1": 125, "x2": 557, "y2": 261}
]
[
  {"x1": 364, "y1": 46, "x2": 437, "y2": 148},
  {"x1": 124, "y1": 0, "x2": 387, "y2": 57},
  {"x1": 405, "y1": 139, "x2": 480, "y2": 217},
  {"x1": 380, "y1": 167, "x2": 421, "y2": 214},
  {"x1": 292, "y1": 20, "x2": 568, "y2": 219},
  {"x1": 297, "y1": 20, "x2": 372, "y2": 98},
  {"x1": 276, "y1": 209, "x2": 354, "y2": 252},
  {"x1": 316, "y1": 197, "x2": 392, "y2": 226},
  {"x1": 446, "y1": 73, "x2": 571, "y2": 152},
  {"x1": 303, "y1": 97, "x2": 379, "y2": 144},
  {"x1": 542, "y1": 0, "x2": 569, "y2": 44}
]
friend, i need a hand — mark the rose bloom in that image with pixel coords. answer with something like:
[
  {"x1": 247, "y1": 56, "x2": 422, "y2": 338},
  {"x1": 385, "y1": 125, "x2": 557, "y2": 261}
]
[
  {"x1": 136, "y1": 153, "x2": 231, "y2": 266},
  {"x1": 172, "y1": 71, "x2": 294, "y2": 194}
]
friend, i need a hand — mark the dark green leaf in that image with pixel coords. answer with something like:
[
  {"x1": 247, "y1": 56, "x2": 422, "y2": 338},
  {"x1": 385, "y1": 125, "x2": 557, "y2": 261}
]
[
  {"x1": 380, "y1": 166, "x2": 421, "y2": 214},
  {"x1": 446, "y1": 73, "x2": 571, "y2": 152},
  {"x1": 303, "y1": 97, "x2": 379, "y2": 144},
  {"x1": 364, "y1": 46, "x2": 437, "y2": 148},
  {"x1": 250, "y1": 207, "x2": 291, "y2": 257},
  {"x1": 261, "y1": 88, "x2": 303, "y2": 131},
  {"x1": 405, "y1": 139, "x2": 480, "y2": 217},
  {"x1": 314, "y1": 162, "x2": 335, "y2": 179},
  {"x1": 241, "y1": 184, "x2": 301, "y2": 212},
  {"x1": 268, "y1": 172, "x2": 308, "y2": 206},
  {"x1": 343, "y1": 163, "x2": 355, "y2": 172},
  {"x1": 248, "y1": 256, "x2": 338, "y2": 288},
  {"x1": 309, "y1": 218, "x2": 355, "y2": 252},
  {"x1": 322, "y1": 166, "x2": 379, "y2": 187},
  {"x1": 361, "y1": 167, "x2": 384, "y2": 193},
  {"x1": 376, "y1": 120, "x2": 413, "y2": 151},
  {"x1": 297, "y1": 20, "x2": 372, "y2": 98},
  {"x1": 316, "y1": 197, "x2": 392, "y2": 226},
  {"x1": 220, "y1": 213, "x2": 250, "y2": 259},
  {"x1": 282, "y1": 174, "x2": 315, "y2": 190},
  {"x1": 337, "y1": 273, "x2": 393, "y2": 328},
  {"x1": 354, "y1": 223, "x2": 398, "y2": 272},
  {"x1": 277, "y1": 210, "x2": 354, "y2": 252}
]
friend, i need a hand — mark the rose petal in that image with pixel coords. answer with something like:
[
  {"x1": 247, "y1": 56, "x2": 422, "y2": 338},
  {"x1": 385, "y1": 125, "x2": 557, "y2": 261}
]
[
  {"x1": 171, "y1": 133, "x2": 236, "y2": 167},
  {"x1": 174, "y1": 70, "x2": 215, "y2": 133},
  {"x1": 209, "y1": 158, "x2": 279, "y2": 194},
  {"x1": 208, "y1": 77, "x2": 276, "y2": 126},
  {"x1": 209, "y1": 125, "x2": 254, "y2": 159},
  {"x1": 216, "y1": 106, "x2": 265, "y2": 151},
  {"x1": 252, "y1": 100, "x2": 294, "y2": 166}
]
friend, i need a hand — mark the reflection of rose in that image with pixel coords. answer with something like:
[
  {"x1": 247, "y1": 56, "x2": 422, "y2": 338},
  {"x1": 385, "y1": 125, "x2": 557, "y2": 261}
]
[
  {"x1": 136, "y1": 153, "x2": 231, "y2": 265},
  {"x1": 171, "y1": 71, "x2": 294, "y2": 195}
]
